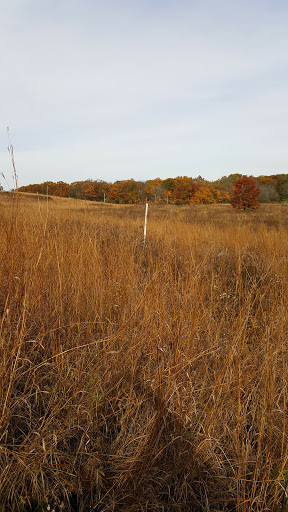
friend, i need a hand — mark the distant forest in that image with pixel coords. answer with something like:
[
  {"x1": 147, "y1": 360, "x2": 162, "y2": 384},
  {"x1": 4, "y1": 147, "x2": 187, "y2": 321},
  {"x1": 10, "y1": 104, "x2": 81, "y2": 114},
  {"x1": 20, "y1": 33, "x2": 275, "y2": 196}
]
[{"x1": 18, "y1": 174, "x2": 288, "y2": 204}]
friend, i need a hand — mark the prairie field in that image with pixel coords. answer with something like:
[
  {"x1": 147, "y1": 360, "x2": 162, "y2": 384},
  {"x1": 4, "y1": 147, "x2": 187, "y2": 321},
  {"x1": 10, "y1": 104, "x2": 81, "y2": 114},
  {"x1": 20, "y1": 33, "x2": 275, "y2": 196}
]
[{"x1": 1, "y1": 193, "x2": 288, "y2": 512}]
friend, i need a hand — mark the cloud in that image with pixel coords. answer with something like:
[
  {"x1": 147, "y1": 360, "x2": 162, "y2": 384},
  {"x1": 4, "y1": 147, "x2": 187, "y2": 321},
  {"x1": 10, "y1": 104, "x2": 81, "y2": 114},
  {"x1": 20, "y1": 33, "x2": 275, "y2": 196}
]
[{"x1": 0, "y1": 0, "x2": 288, "y2": 187}]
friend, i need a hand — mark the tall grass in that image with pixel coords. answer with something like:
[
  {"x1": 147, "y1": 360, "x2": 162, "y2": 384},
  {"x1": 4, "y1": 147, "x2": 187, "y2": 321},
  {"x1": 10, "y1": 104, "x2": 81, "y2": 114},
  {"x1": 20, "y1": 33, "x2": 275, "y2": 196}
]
[{"x1": 0, "y1": 194, "x2": 288, "y2": 511}]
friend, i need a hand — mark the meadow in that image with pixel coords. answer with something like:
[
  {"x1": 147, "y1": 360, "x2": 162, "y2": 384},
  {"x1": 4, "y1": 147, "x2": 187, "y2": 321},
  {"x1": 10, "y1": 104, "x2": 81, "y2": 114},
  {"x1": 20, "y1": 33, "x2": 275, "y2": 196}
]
[{"x1": 1, "y1": 192, "x2": 288, "y2": 512}]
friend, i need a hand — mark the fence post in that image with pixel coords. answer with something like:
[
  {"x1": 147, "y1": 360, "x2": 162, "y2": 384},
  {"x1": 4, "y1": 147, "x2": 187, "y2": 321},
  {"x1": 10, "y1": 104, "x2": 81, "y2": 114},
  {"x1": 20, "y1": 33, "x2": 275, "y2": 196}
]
[{"x1": 143, "y1": 202, "x2": 148, "y2": 247}]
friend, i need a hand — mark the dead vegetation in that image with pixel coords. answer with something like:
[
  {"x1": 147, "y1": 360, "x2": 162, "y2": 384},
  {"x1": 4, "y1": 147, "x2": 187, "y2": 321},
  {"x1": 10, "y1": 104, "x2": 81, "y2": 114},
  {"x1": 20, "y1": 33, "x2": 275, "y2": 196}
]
[{"x1": 0, "y1": 193, "x2": 288, "y2": 511}]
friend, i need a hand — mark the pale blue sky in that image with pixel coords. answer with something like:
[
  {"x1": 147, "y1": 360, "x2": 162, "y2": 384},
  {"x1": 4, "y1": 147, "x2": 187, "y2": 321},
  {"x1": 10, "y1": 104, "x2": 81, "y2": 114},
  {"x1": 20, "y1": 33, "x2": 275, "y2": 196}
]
[{"x1": 1, "y1": 0, "x2": 288, "y2": 187}]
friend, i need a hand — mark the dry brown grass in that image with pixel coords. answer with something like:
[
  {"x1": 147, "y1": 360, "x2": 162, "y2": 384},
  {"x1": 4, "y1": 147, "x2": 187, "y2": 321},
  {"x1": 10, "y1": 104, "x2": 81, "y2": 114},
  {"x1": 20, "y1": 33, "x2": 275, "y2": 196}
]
[{"x1": 1, "y1": 192, "x2": 288, "y2": 511}]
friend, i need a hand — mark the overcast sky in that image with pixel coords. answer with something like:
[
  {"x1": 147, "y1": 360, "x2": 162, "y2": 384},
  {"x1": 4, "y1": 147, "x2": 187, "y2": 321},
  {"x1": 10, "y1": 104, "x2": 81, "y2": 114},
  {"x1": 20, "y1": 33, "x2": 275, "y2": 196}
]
[{"x1": 0, "y1": 0, "x2": 288, "y2": 188}]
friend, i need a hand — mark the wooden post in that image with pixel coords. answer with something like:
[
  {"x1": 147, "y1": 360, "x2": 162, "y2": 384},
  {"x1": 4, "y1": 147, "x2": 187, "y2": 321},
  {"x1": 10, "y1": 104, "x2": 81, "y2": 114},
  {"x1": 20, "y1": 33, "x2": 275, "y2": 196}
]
[{"x1": 143, "y1": 202, "x2": 148, "y2": 247}]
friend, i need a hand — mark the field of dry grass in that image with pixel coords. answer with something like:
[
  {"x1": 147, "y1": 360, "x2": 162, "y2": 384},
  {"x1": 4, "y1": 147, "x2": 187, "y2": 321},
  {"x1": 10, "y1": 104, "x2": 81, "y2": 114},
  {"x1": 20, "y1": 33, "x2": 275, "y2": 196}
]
[{"x1": 1, "y1": 192, "x2": 288, "y2": 511}]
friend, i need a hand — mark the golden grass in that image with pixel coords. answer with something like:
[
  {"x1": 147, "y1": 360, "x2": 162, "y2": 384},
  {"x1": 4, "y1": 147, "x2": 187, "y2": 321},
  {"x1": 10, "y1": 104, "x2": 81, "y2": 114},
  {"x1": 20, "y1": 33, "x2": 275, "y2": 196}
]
[{"x1": 1, "y1": 192, "x2": 288, "y2": 511}]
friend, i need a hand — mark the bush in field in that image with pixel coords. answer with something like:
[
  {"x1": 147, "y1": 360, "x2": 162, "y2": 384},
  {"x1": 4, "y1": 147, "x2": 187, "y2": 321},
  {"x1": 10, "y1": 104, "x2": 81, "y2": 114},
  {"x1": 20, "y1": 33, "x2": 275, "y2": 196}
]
[{"x1": 231, "y1": 177, "x2": 260, "y2": 210}]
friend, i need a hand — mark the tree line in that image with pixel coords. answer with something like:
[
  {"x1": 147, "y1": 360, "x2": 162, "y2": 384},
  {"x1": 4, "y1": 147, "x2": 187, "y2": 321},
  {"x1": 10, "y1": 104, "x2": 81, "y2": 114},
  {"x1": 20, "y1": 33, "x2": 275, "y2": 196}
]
[{"x1": 16, "y1": 173, "x2": 288, "y2": 204}]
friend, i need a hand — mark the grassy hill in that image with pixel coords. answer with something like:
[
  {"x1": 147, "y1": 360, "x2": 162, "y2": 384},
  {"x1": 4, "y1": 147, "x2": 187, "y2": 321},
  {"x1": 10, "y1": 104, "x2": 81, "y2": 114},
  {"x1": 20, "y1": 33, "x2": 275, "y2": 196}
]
[{"x1": 0, "y1": 193, "x2": 288, "y2": 511}]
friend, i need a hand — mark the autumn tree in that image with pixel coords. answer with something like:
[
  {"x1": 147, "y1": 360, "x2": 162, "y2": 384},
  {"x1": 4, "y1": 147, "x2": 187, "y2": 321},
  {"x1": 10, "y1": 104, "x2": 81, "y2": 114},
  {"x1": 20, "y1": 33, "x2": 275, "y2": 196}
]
[
  {"x1": 274, "y1": 174, "x2": 288, "y2": 201},
  {"x1": 172, "y1": 176, "x2": 196, "y2": 204},
  {"x1": 43, "y1": 181, "x2": 59, "y2": 196},
  {"x1": 231, "y1": 177, "x2": 260, "y2": 210},
  {"x1": 212, "y1": 175, "x2": 235, "y2": 202},
  {"x1": 162, "y1": 178, "x2": 175, "y2": 203},
  {"x1": 145, "y1": 178, "x2": 164, "y2": 204},
  {"x1": 120, "y1": 179, "x2": 143, "y2": 204},
  {"x1": 70, "y1": 181, "x2": 85, "y2": 199},
  {"x1": 56, "y1": 181, "x2": 70, "y2": 197},
  {"x1": 108, "y1": 179, "x2": 143, "y2": 204},
  {"x1": 25, "y1": 183, "x2": 43, "y2": 194},
  {"x1": 192, "y1": 177, "x2": 214, "y2": 204}
]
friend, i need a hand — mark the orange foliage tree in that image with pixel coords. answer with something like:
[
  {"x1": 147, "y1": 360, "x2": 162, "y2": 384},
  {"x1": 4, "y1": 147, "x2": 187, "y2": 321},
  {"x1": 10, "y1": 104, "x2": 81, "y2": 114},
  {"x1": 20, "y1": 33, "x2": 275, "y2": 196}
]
[
  {"x1": 109, "y1": 180, "x2": 144, "y2": 203},
  {"x1": 172, "y1": 177, "x2": 196, "y2": 204},
  {"x1": 145, "y1": 178, "x2": 164, "y2": 204},
  {"x1": 56, "y1": 181, "x2": 70, "y2": 197},
  {"x1": 192, "y1": 177, "x2": 214, "y2": 204},
  {"x1": 231, "y1": 177, "x2": 260, "y2": 210},
  {"x1": 21, "y1": 173, "x2": 288, "y2": 205}
]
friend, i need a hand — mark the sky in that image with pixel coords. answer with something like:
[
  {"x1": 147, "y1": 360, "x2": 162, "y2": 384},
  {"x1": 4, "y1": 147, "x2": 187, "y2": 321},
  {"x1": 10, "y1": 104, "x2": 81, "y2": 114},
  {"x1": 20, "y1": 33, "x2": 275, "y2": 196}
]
[{"x1": 0, "y1": 0, "x2": 288, "y2": 188}]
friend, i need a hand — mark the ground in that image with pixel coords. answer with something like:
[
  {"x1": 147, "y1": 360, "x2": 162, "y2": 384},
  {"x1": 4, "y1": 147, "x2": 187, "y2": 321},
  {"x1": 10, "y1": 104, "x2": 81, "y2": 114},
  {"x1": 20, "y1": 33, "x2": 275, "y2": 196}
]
[{"x1": 0, "y1": 193, "x2": 287, "y2": 512}]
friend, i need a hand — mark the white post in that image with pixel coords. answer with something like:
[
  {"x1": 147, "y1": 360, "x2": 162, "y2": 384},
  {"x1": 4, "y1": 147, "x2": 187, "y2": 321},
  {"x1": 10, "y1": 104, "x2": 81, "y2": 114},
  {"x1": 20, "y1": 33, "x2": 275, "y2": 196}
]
[
  {"x1": 143, "y1": 202, "x2": 148, "y2": 247},
  {"x1": 104, "y1": 192, "x2": 106, "y2": 203}
]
